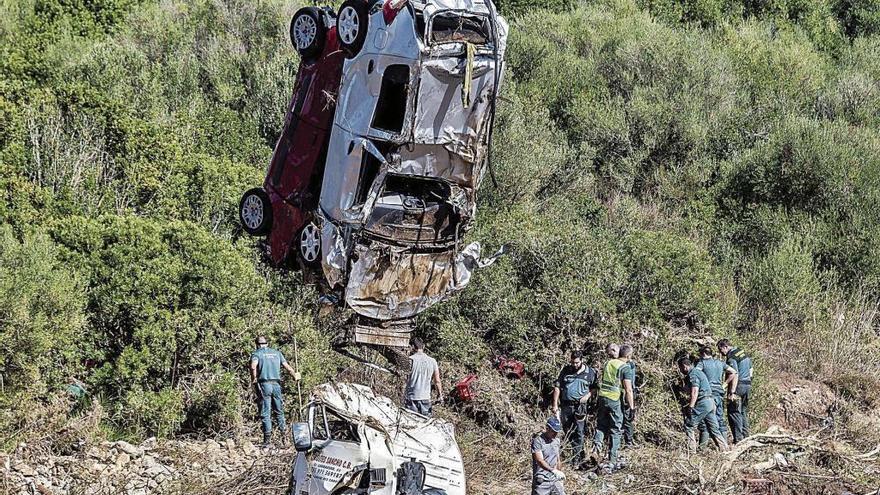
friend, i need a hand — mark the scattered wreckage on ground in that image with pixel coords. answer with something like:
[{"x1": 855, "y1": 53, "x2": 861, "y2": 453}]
[
  {"x1": 287, "y1": 382, "x2": 464, "y2": 495},
  {"x1": 239, "y1": 0, "x2": 508, "y2": 350}
]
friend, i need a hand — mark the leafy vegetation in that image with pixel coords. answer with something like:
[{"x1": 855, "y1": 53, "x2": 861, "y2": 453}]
[{"x1": 1, "y1": 0, "x2": 879, "y2": 456}]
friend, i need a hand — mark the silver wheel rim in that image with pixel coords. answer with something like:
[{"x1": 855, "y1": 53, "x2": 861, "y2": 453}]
[
  {"x1": 293, "y1": 14, "x2": 317, "y2": 50},
  {"x1": 242, "y1": 195, "x2": 264, "y2": 230},
  {"x1": 300, "y1": 223, "x2": 321, "y2": 262},
  {"x1": 338, "y1": 6, "x2": 359, "y2": 45}
]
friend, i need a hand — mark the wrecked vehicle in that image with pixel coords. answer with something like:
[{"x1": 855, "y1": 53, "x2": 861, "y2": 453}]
[
  {"x1": 316, "y1": 0, "x2": 509, "y2": 345},
  {"x1": 288, "y1": 382, "x2": 464, "y2": 495},
  {"x1": 239, "y1": 7, "x2": 345, "y2": 266}
]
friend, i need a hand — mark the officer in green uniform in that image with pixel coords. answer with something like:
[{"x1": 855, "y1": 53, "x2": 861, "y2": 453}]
[
  {"x1": 590, "y1": 344, "x2": 634, "y2": 472},
  {"x1": 250, "y1": 336, "x2": 300, "y2": 446},
  {"x1": 552, "y1": 350, "x2": 597, "y2": 466},
  {"x1": 677, "y1": 356, "x2": 728, "y2": 452},
  {"x1": 619, "y1": 345, "x2": 639, "y2": 448},
  {"x1": 718, "y1": 339, "x2": 753, "y2": 443},
  {"x1": 695, "y1": 346, "x2": 736, "y2": 447}
]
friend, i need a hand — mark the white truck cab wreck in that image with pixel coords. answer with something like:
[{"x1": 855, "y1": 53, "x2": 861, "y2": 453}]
[{"x1": 288, "y1": 383, "x2": 465, "y2": 495}]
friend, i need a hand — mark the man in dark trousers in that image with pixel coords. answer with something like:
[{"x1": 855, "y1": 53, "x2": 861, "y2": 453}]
[
  {"x1": 532, "y1": 417, "x2": 566, "y2": 495},
  {"x1": 718, "y1": 338, "x2": 753, "y2": 443},
  {"x1": 695, "y1": 346, "x2": 736, "y2": 446},
  {"x1": 404, "y1": 337, "x2": 443, "y2": 416},
  {"x1": 619, "y1": 345, "x2": 639, "y2": 448},
  {"x1": 678, "y1": 356, "x2": 728, "y2": 452},
  {"x1": 590, "y1": 343, "x2": 634, "y2": 473},
  {"x1": 250, "y1": 336, "x2": 300, "y2": 447},
  {"x1": 551, "y1": 350, "x2": 597, "y2": 466}
]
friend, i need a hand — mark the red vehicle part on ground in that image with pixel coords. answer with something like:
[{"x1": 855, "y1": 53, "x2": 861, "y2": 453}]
[
  {"x1": 496, "y1": 356, "x2": 525, "y2": 379},
  {"x1": 453, "y1": 374, "x2": 479, "y2": 402},
  {"x1": 239, "y1": 8, "x2": 345, "y2": 267}
]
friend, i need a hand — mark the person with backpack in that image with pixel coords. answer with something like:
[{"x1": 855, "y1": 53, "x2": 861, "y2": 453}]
[
  {"x1": 718, "y1": 339, "x2": 753, "y2": 443},
  {"x1": 695, "y1": 346, "x2": 737, "y2": 446},
  {"x1": 589, "y1": 343, "x2": 634, "y2": 473}
]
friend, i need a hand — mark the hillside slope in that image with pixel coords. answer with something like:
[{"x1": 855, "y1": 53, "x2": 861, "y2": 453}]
[{"x1": 1, "y1": 0, "x2": 880, "y2": 493}]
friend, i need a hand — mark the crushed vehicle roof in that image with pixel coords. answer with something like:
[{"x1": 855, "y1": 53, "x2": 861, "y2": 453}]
[{"x1": 311, "y1": 382, "x2": 459, "y2": 450}]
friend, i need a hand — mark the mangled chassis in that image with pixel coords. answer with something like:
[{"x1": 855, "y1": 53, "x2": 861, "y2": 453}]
[
  {"x1": 317, "y1": 0, "x2": 508, "y2": 346},
  {"x1": 289, "y1": 383, "x2": 465, "y2": 494}
]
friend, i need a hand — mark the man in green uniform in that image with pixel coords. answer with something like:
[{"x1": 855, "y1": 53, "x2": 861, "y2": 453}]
[
  {"x1": 589, "y1": 343, "x2": 634, "y2": 473},
  {"x1": 619, "y1": 345, "x2": 639, "y2": 448},
  {"x1": 552, "y1": 350, "x2": 597, "y2": 467},
  {"x1": 677, "y1": 357, "x2": 728, "y2": 452},
  {"x1": 250, "y1": 336, "x2": 300, "y2": 446},
  {"x1": 695, "y1": 346, "x2": 736, "y2": 447},
  {"x1": 718, "y1": 339, "x2": 753, "y2": 443}
]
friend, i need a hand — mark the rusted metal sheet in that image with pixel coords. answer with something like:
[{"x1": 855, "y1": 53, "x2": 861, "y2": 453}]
[{"x1": 352, "y1": 318, "x2": 414, "y2": 347}]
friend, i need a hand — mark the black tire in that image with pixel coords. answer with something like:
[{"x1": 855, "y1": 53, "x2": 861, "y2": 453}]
[
  {"x1": 296, "y1": 221, "x2": 322, "y2": 266},
  {"x1": 239, "y1": 188, "x2": 273, "y2": 236},
  {"x1": 290, "y1": 7, "x2": 327, "y2": 61},
  {"x1": 336, "y1": 0, "x2": 369, "y2": 58}
]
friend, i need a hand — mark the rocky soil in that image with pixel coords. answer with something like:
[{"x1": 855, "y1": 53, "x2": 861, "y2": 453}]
[{"x1": 1, "y1": 437, "x2": 294, "y2": 495}]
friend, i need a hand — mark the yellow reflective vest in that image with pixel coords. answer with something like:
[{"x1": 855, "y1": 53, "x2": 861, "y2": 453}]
[{"x1": 599, "y1": 358, "x2": 626, "y2": 401}]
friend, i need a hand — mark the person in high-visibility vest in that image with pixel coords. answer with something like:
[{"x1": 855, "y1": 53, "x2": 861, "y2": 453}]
[{"x1": 589, "y1": 343, "x2": 634, "y2": 473}]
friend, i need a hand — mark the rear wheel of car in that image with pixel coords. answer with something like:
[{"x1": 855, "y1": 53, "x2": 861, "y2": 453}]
[
  {"x1": 290, "y1": 7, "x2": 327, "y2": 61},
  {"x1": 298, "y1": 221, "x2": 321, "y2": 265},
  {"x1": 239, "y1": 188, "x2": 272, "y2": 236},
  {"x1": 336, "y1": 0, "x2": 369, "y2": 58}
]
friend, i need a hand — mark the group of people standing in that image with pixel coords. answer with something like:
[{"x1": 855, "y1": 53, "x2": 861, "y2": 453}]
[
  {"x1": 247, "y1": 334, "x2": 753, "y2": 495},
  {"x1": 531, "y1": 339, "x2": 754, "y2": 495}
]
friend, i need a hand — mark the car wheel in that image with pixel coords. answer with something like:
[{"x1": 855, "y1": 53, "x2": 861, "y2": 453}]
[
  {"x1": 290, "y1": 7, "x2": 327, "y2": 61},
  {"x1": 298, "y1": 221, "x2": 322, "y2": 265},
  {"x1": 239, "y1": 188, "x2": 273, "y2": 236},
  {"x1": 336, "y1": 0, "x2": 369, "y2": 58}
]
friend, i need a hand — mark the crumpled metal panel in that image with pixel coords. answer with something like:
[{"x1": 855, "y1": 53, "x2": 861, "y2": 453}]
[
  {"x1": 312, "y1": 382, "x2": 466, "y2": 494},
  {"x1": 316, "y1": 0, "x2": 508, "y2": 324},
  {"x1": 320, "y1": 220, "x2": 348, "y2": 289},
  {"x1": 412, "y1": 57, "x2": 497, "y2": 162},
  {"x1": 345, "y1": 241, "x2": 502, "y2": 320}
]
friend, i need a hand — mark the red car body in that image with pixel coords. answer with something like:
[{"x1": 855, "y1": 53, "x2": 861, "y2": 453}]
[{"x1": 262, "y1": 28, "x2": 344, "y2": 265}]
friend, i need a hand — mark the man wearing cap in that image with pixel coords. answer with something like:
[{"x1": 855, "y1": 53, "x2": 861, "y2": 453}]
[
  {"x1": 532, "y1": 417, "x2": 566, "y2": 495},
  {"x1": 250, "y1": 336, "x2": 300, "y2": 447},
  {"x1": 551, "y1": 350, "x2": 597, "y2": 467}
]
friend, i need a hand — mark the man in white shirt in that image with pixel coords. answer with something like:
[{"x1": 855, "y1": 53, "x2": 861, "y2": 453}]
[{"x1": 404, "y1": 337, "x2": 443, "y2": 416}]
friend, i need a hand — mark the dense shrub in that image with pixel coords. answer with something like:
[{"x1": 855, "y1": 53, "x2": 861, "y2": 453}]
[{"x1": 1, "y1": 0, "x2": 879, "y2": 445}]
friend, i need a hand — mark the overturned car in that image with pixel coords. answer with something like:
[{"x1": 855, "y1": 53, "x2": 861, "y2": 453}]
[
  {"x1": 288, "y1": 382, "x2": 464, "y2": 494},
  {"x1": 241, "y1": 0, "x2": 508, "y2": 348},
  {"x1": 317, "y1": 0, "x2": 509, "y2": 346}
]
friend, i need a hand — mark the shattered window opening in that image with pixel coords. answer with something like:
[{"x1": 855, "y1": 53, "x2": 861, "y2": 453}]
[
  {"x1": 414, "y1": 11, "x2": 426, "y2": 42},
  {"x1": 326, "y1": 409, "x2": 360, "y2": 443},
  {"x1": 430, "y1": 13, "x2": 490, "y2": 45},
  {"x1": 312, "y1": 405, "x2": 329, "y2": 440},
  {"x1": 371, "y1": 65, "x2": 410, "y2": 134},
  {"x1": 354, "y1": 149, "x2": 383, "y2": 207}
]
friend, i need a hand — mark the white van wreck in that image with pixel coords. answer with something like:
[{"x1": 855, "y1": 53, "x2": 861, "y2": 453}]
[{"x1": 287, "y1": 383, "x2": 465, "y2": 495}]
